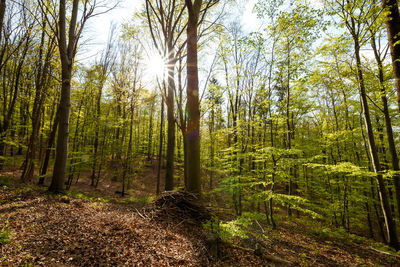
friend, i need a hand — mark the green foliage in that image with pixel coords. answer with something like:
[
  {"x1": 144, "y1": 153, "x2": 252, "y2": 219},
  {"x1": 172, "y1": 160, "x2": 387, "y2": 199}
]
[
  {"x1": 0, "y1": 220, "x2": 11, "y2": 245},
  {"x1": 371, "y1": 242, "x2": 399, "y2": 256},
  {"x1": 0, "y1": 176, "x2": 11, "y2": 187},
  {"x1": 203, "y1": 216, "x2": 253, "y2": 242},
  {"x1": 310, "y1": 226, "x2": 367, "y2": 245}
]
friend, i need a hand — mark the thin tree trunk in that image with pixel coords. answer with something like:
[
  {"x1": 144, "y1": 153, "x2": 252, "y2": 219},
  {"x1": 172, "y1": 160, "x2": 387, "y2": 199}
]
[
  {"x1": 21, "y1": 26, "x2": 54, "y2": 182},
  {"x1": 354, "y1": 38, "x2": 399, "y2": 250},
  {"x1": 371, "y1": 32, "x2": 400, "y2": 220},
  {"x1": 147, "y1": 102, "x2": 154, "y2": 160},
  {"x1": 157, "y1": 99, "x2": 164, "y2": 195},
  {"x1": 39, "y1": 106, "x2": 60, "y2": 185},
  {"x1": 91, "y1": 80, "x2": 103, "y2": 186}
]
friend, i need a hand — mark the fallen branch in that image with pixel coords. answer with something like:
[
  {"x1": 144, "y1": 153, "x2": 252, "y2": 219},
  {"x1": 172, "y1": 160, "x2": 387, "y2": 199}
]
[
  {"x1": 135, "y1": 208, "x2": 146, "y2": 219},
  {"x1": 369, "y1": 246, "x2": 400, "y2": 258}
]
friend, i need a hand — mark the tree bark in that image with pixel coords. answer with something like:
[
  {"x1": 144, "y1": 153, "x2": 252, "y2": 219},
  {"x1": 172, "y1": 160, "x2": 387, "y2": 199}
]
[
  {"x1": 382, "y1": 0, "x2": 400, "y2": 112},
  {"x1": 49, "y1": 0, "x2": 79, "y2": 193},
  {"x1": 0, "y1": 0, "x2": 6, "y2": 43},
  {"x1": 165, "y1": 44, "x2": 175, "y2": 191},
  {"x1": 185, "y1": 0, "x2": 202, "y2": 194}
]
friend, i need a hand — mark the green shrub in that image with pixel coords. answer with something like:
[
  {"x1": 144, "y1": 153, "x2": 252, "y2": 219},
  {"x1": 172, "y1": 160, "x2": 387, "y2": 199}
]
[
  {"x1": 0, "y1": 221, "x2": 11, "y2": 245},
  {"x1": 0, "y1": 176, "x2": 11, "y2": 187},
  {"x1": 203, "y1": 216, "x2": 252, "y2": 242}
]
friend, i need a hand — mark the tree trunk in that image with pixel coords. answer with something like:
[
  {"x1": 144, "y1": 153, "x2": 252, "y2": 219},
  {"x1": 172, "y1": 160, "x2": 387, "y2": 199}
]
[
  {"x1": 157, "y1": 99, "x2": 164, "y2": 195},
  {"x1": 39, "y1": 106, "x2": 60, "y2": 184},
  {"x1": 185, "y1": 0, "x2": 202, "y2": 194},
  {"x1": 91, "y1": 81, "x2": 103, "y2": 186},
  {"x1": 165, "y1": 44, "x2": 175, "y2": 191},
  {"x1": 49, "y1": 65, "x2": 71, "y2": 193},
  {"x1": 147, "y1": 102, "x2": 154, "y2": 160},
  {"x1": 0, "y1": 32, "x2": 31, "y2": 169},
  {"x1": 382, "y1": 0, "x2": 400, "y2": 112},
  {"x1": 49, "y1": 0, "x2": 79, "y2": 193},
  {"x1": 371, "y1": 33, "x2": 400, "y2": 220},
  {"x1": 354, "y1": 39, "x2": 399, "y2": 250},
  {"x1": 0, "y1": 0, "x2": 6, "y2": 43},
  {"x1": 21, "y1": 24, "x2": 54, "y2": 183}
]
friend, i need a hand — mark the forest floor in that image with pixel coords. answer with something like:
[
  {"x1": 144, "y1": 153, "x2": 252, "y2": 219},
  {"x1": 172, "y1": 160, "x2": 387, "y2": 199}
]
[{"x1": 0, "y1": 159, "x2": 400, "y2": 266}]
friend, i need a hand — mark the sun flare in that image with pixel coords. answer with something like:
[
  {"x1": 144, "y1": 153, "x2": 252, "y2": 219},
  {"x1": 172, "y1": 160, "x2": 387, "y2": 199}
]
[{"x1": 146, "y1": 53, "x2": 166, "y2": 79}]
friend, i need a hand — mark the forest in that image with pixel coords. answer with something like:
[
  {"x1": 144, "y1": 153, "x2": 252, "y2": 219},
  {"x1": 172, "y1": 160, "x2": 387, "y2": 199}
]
[{"x1": 1, "y1": 0, "x2": 400, "y2": 265}]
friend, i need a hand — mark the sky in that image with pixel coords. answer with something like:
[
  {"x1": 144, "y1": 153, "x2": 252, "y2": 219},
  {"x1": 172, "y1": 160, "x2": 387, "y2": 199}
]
[
  {"x1": 78, "y1": 0, "x2": 263, "y2": 63},
  {"x1": 76, "y1": 0, "x2": 339, "y2": 89},
  {"x1": 77, "y1": 0, "x2": 141, "y2": 62}
]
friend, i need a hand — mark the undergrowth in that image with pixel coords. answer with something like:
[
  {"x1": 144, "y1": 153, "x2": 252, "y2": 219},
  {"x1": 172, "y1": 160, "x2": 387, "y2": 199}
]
[
  {"x1": 0, "y1": 220, "x2": 11, "y2": 245},
  {"x1": 0, "y1": 176, "x2": 11, "y2": 187}
]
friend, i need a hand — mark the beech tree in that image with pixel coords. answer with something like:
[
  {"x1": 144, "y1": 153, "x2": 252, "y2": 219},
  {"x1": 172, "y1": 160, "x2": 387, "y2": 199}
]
[
  {"x1": 381, "y1": 0, "x2": 400, "y2": 112},
  {"x1": 49, "y1": 0, "x2": 114, "y2": 193},
  {"x1": 2, "y1": 0, "x2": 400, "y2": 255},
  {"x1": 328, "y1": 0, "x2": 399, "y2": 250},
  {"x1": 144, "y1": 0, "x2": 187, "y2": 191}
]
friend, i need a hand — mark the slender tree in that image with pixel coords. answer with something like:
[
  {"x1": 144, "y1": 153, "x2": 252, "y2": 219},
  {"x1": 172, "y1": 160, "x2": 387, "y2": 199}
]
[
  {"x1": 49, "y1": 0, "x2": 99, "y2": 192},
  {"x1": 335, "y1": 0, "x2": 399, "y2": 250}
]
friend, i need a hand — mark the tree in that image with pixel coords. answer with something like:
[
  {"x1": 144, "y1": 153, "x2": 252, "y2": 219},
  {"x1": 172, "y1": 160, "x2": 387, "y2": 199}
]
[
  {"x1": 144, "y1": 0, "x2": 187, "y2": 191},
  {"x1": 21, "y1": 11, "x2": 57, "y2": 182},
  {"x1": 49, "y1": 0, "x2": 111, "y2": 193},
  {"x1": 381, "y1": 0, "x2": 400, "y2": 112},
  {"x1": 185, "y1": 0, "x2": 203, "y2": 194},
  {"x1": 90, "y1": 28, "x2": 116, "y2": 187},
  {"x1": 0, "y1": 0, "x2": 6, "y2": 43},
  {"x1": 332, "y1": 0, "x2": 399, "y2": 250}
]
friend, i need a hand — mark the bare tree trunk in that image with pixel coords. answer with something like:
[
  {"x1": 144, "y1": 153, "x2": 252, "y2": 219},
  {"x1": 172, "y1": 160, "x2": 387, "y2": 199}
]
[
  {"x1": 165, "y1": 44, "x2": 175, "y2": 191},
  {"x1": 49, "y1": 64, "x2": 72, "y2": 192},
  {"x1": 185, "y1": 0, "x2": 202, "y2": 194}
]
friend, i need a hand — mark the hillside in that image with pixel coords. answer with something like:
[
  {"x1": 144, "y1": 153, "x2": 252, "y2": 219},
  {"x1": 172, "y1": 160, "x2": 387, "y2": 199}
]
[{"x1": 1, "y1": 166, "x2": 399, "y2": 266}]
